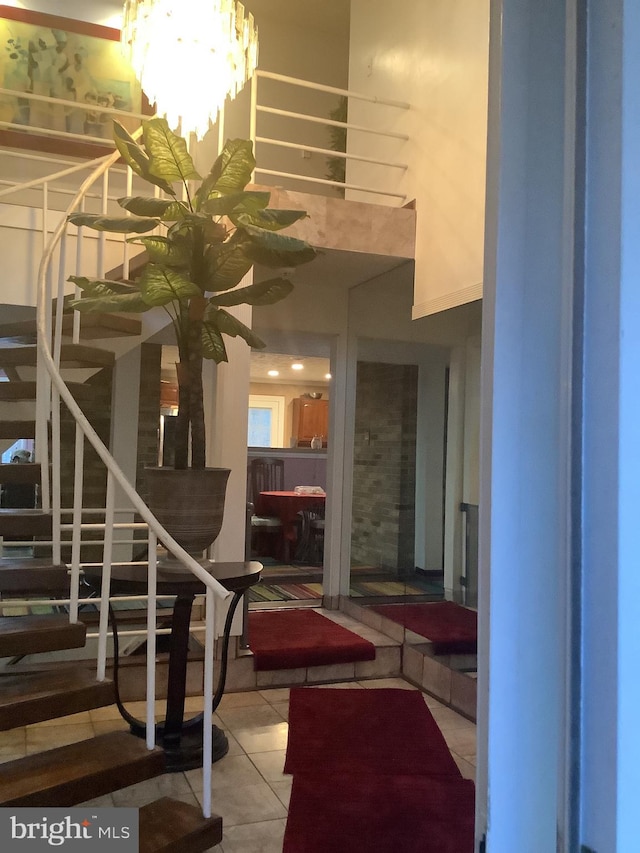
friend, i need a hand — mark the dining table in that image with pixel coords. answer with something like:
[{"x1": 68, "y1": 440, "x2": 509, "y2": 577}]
[{"x1": 255, "y1": 490, "x2": 325, "y2": 563}]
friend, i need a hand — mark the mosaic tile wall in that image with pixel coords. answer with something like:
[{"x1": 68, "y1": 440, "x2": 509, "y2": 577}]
[{"x1": 351, "y1": 361, "x2": 418, "y2": 575}]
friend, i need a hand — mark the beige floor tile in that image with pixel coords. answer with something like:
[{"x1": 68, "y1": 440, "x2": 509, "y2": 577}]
[
  {"x1": 0, "y1": 749, "x2": 27, "y2": 764},
  {"x1": 258, "y1": 688, "x2": 290, "y2": 705},
  {"x1": 186, "y1": 754, "x2": 264, "y2": 793},
  {"x1": 0, "y1": 728, "x2": 26, "y2": 749},
  {"x1": 91, "y1": 718, "x2": 130, "y2": 736},
  {"x1": 216, "y1": 692, "x2": 268, "y2": 710},
  {"x1": 77, "y1": 793, "x2": 116, "y2": 807},
  {"x1": 216, "y1": 704, "x2": 284, "y2": 732},
  {"x1": 195, "y1": 781, "x2": 287, "y2": 827},
  {"x1": 26, "y1": 724, "x2": 94, "y2": 754},
  {"x1": 358, "y1": 677, "x2": 417, "y2": 690},
  {"x1": 111, "y1": 772, "x2": 197, "y2": 809},
  {"x1": 452, "y1": 753, "x2": 476, "y2": 780},
  {"x1": 217, "y1": 818, "x2": 287, "y2": 852},
  {"x1": 27, "y1": 710, "x2": 92, "y2": 728},
  {"x1": 271, "y1": 701, "x2": 289, "y2": 720},
  {"x1": 442, "y1": 728, "x2": 476, "y2": 759},
  {"x1": 89, "y1": 704, "x2": 123, "y2": 723},
  {"x1": 269, "y1": 778, "x2": 293, "y2": 809},
  {"x1": 233, "y1": 722, "x2": 289, "y2": 754},
  {"x1": 248, "y1": 749, "x2": 287, "y2": 782}
]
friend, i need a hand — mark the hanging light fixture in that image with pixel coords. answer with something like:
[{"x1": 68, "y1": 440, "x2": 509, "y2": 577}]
[{"x1": 121, "y1": 0, "x2": 258, "y2": 139}]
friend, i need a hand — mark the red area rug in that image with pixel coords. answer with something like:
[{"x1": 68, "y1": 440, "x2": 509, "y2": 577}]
[
  {"x1": 284, "y1": 687, "x2": 461, "y2": 778},
  {"x1": 283, "y1": 688, "x2": 474, "y2": 853},
  {"x1": 371, "y1": 600, "x2": 477, "y2": 654},
  {"x1": 283, "y1": 772, "x2": 475, "y2": 853},
  {"x1": 247, "y1": 609, "x2": 376, "y2": 671}
]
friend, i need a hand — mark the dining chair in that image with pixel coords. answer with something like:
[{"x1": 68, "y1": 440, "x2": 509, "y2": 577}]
[{"x1": 248, "y1": 457, "x2": 285, "y2": 559}]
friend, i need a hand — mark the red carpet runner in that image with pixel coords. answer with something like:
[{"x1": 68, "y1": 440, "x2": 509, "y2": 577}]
[
  {"x1": 283, "y1": 688, "x2": 475, "y2": 852},
  {"x1": 371, "y1": 600, "x2": 478, "y2": 654},
  {"x1": 247, "y1": 609, "x2": 376, "y2": 671}
]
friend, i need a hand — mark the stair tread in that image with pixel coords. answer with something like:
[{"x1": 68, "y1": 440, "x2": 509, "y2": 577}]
[
  {"x1": 0, "y1": 558, "x2": 72, "y2": 594},
  {"x1": 0, "y1": 462, "x2": 41, "y2": 484},
  {"x1": 0, "y1": 420, "x2": 36, "y2": 438},
  {"x1": 0, "y1": 508, "x2": 52, "y2": 537},
  {"x1": 0, "y1": 614, "x2": 86, "y2": 657},
  {"x1": 0, "y1": 381, "x2": 94, "y2": 401},
  {"x1": 0, "y1": 344, "x2": 115, "y2": 369},
  {"x1": 0, "y1": 731, "x2": 165, "y2": 807},
  {"x1": 0, "y1": 668, "x2": 115, "y2": 729},
  {"x1": 139, "y1": 797, "x2": 223, "y2": 853},
  {"x1": 0, "y1": 314, "x2": 141, "y2": 344}
]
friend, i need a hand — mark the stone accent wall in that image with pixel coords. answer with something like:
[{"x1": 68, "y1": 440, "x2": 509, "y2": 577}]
[{"x1": 351, "y1": 362, "x2": 418, "y2": 576}]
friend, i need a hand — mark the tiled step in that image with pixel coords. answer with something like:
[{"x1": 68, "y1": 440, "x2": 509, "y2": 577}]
[
  {"x1": 0, "y1": 731, "x2": 165, "y2": 807},
  {"x1": 0, "y1": 558, "x2": 72, "y2": 595},
  {"x1": 0, "y1": 461, "x2": 41, "y2": 484},
  {"x1": 0, "y1": 344, "x2": 115, "y2": 370},
  {"x1": 139, "y1": 797, "x2": 223, "y2": 853},
  {"x1": 0, "y1": 667, "x2": 116, "y2": 729},
  {"x1": 0, "y1": 508, "x2": 52, "y2": 537},
  {"x1": 224, "y1": 608, "x2": 402, "y2": 691},
  {"x1": 0, "y1": 614, "x2": 86, "y2": 657}
]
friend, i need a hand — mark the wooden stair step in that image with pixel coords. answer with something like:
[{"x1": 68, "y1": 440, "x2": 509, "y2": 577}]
[
  {"x1": 0, "y1": 730, "x2": 165, "y2": 807},
  {"x1": 0, "y1": 668, "x2": 115, "y2": 729},
  {"x1": 0, "y1": 420, "x2": 36, "y2": 439},
  {"x1": 0, "y1": 381, "x2": 94, "y2": 401},
  {"x1": 0, "y1": 558, "x2": 73, "y2": 594},
  {"x1": 0, "y1": 508, "x2": 52, "y2": 537},
  {"x1": 0, "y1": 614, "x2": 86, "y2": 657},
  {"x1": 0, "y1": 462, "x2": 41, "y2": 484},
  {"x1": 0, "y1": 313, "x2": 141, "y2": 344},
  {"x1": 0, "y1": 344, "x2": 115, "y2": 370},
  {"x1": 139, "y1": 797, "x2": 223, "y2": 853}
]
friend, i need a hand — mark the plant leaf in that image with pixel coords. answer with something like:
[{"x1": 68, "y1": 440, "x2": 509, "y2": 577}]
[
  {"x1": 203, "y1": 239, "x2": 253, "y2": 292},
  {"x1": 209, "y1": 276, "x2": 294, "y2": 307},
  {"x1": 143, "y1": 117, "x2": 201, "y2": 185},
  {"x1": 113, "y1": 121, "x2": 175, "y2": 195},
  {"x1": 118, "y1": 196, "x2": 188, "y2": 220},
  {"x1": 209, "y1": 306, "x2": 266, "y2": 349},
  {"x1": 69, "y1": 292, "x2": 150, "y2": 313},
  {"x1": 139, "y1": 264, "x2": 201, "y2": 306},
  {"x1": 201, "y1": 315, "x2": 228, "y2": 363},
  {"x1": 203, "y1": 138, "x2": 255, "y2": 198},
  {"x1": 233, "y1": 208, "x2": 308, "y2": 231},
  {"x1": 68, "y1": 213, "x2": 159, "y2": 233},
  {"x1": 242, "y1": 224, "x2": 317, "y2": 267},
  {"x1": 200, "y1": 190, "x2": 270, "y2": 217},
  {"x1": 68, "y1": 275, "x2": 139, "y2": 296},
  {"x1": 128, "y1": 236, "x2": 190, "y2": 267}
]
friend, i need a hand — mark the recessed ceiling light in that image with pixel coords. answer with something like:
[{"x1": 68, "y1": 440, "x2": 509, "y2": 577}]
[
  {"x1": 291, "y1": 363, "x2": 304, "y2": 371},
  {"x1": 325, "y1": 373, "x2": 332, "y2": 380},
  {"x1": 267, "y1": 370, "x2": 279, "y2": 377}
]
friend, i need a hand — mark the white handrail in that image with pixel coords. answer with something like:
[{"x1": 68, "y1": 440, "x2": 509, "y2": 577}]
[{"x1": 256, "y1": 70, "x2": 411, "y2": 109}]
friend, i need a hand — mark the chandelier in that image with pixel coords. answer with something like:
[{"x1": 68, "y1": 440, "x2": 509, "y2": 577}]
[{"x1": 121, "y1": 0, "x2": 258, "y2": 139}]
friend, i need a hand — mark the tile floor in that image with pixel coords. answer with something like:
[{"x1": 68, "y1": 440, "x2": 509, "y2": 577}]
[{"x1": 0, "y1": 677, "x2": 476, "y2": 852}]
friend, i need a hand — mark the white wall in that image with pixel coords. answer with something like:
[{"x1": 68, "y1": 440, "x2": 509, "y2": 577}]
[{"x1": 348, "y1": 0, "x2": 489, "y2": 316}]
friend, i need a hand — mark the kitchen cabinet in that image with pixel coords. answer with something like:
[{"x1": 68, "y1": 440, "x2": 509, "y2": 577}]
[{"x1": 292, "y1": 398, "x2": 328, "y2": 447}]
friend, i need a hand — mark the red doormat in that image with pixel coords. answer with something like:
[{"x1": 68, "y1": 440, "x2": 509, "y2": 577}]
[
  {"x1": 247, "y1": 609, "x2": 376, "y2": 671},
  {"x1": 284, "y1": 687, "x2": 461, "y2": 778},
  {"x1": 371, "y1": 600, "x2": 477, "y2": 654},
  {"x1": 283, "y1": 771, "x2": 475, "y2": 853}
]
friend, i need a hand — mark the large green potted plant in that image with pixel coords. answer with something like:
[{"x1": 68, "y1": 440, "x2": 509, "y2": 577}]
[{"x1": 67, "y1": 117, "x2": 316, "y2": 559}]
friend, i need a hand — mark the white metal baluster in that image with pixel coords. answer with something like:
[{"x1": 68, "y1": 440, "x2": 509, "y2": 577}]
[
  {"x1": 122, "y1": 165, "x2": 133, "y2": 280},
  {"x1": 218, "y1": 103, "x2": 226, "y2": 157},
  {"x1": 97, "y1": 471, "x2": 115, "y2": 681},
  {"x1": 97, "y1": 170, "x2": 109, "y2": 279},
  {"x1": 249, "y1": 71, "x2": 257, "y2": 176},
  {"x1": 73, "y1": 197, "x2": 85, "y2": 344},
  {"x1": 146, "y1": 530, "x2": 158, "y2": 750},
  {"x1": 37, "y1": 183, "x2": 51, "y2": 513},
  {"x1": 51, "y1": 380, "x2": 62, "y2": 566},
  {"x1": 69, "y1": 423, "x2": 85, "y2": 623},
  {"x1": 53, "y1": 232, "x2": 67, "y2": 368},
  {"x1": 202, "y1": 586, "x2": 215, "y2": 818}
]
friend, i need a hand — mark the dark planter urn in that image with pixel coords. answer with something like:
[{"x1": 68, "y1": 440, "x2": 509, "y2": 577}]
[{"x1": 145, "y1": 467, "x2": 231, "y2": 564}]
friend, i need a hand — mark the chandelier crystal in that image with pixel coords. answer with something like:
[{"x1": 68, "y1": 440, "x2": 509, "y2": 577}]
[{"x1": 121, "y1": 0, "x2": 258, "y2": 139}]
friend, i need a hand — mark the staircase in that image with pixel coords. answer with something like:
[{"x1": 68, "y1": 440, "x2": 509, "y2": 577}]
[{"x1": 0, "y1": 142, "x2": 229, "y2": 849}]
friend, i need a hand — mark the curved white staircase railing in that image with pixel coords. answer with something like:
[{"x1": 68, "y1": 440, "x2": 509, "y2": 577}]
[{"x1": 28, "y1": 142, "x2": 230, "y2": 818}]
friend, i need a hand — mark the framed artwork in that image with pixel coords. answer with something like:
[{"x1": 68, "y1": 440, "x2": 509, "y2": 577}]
[{"x1": 0, "y1": 4, "x2": 145, "y2": 156}]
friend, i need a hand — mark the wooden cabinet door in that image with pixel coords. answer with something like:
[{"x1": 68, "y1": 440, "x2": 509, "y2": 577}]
[{"x1": 293, "y1": 399, "x2": 328, "y2": 444}]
